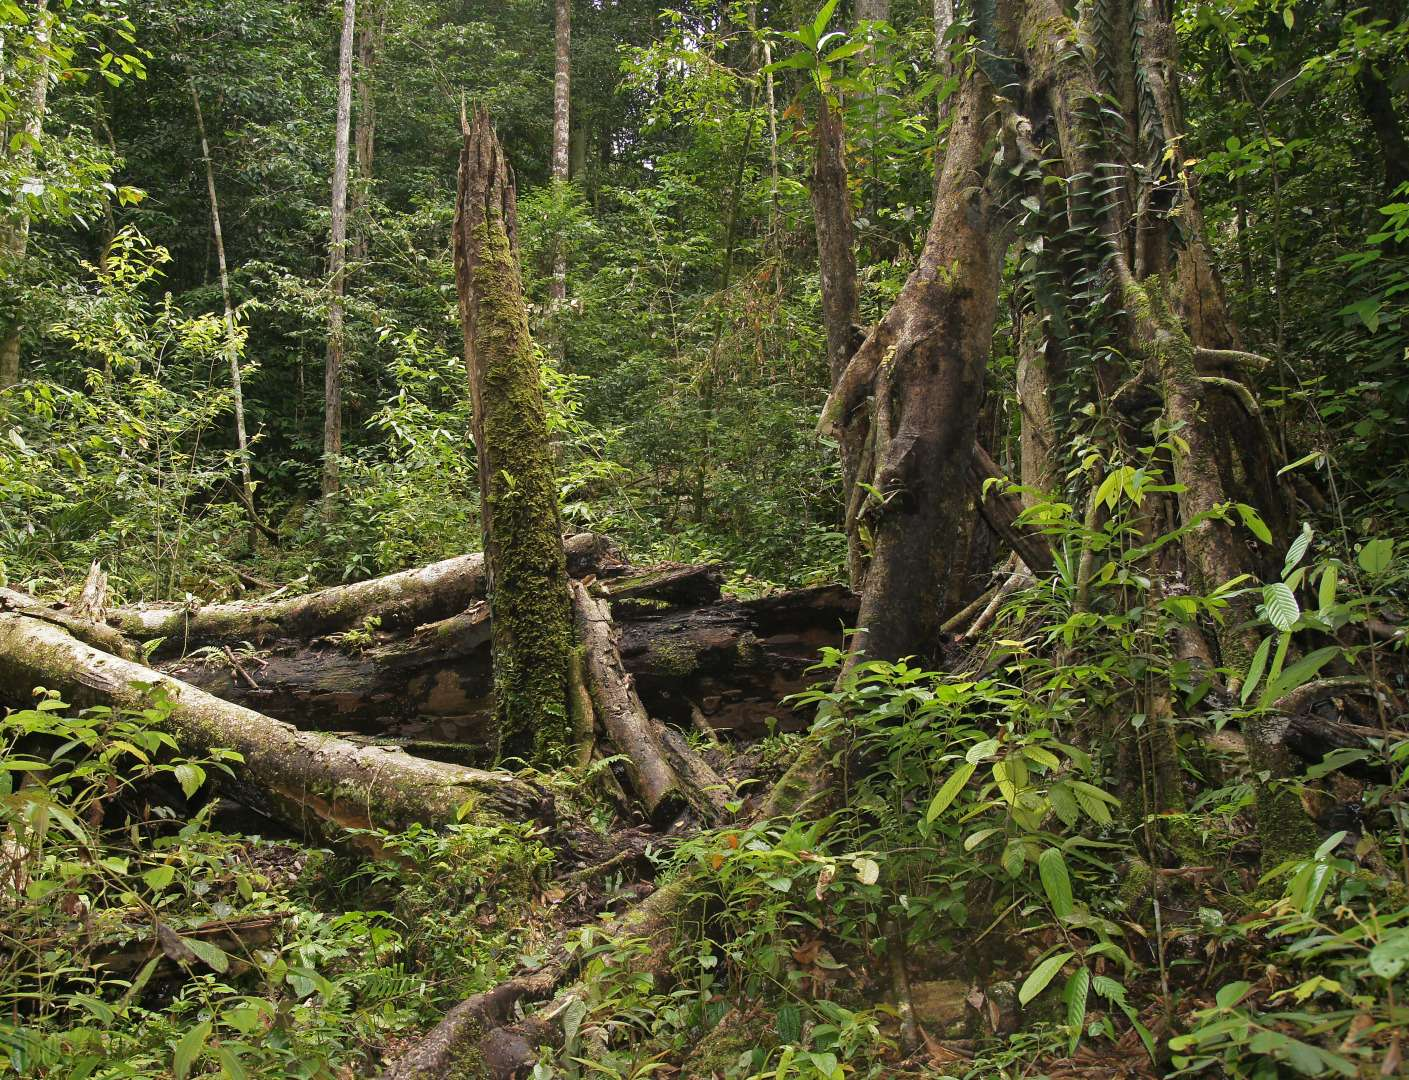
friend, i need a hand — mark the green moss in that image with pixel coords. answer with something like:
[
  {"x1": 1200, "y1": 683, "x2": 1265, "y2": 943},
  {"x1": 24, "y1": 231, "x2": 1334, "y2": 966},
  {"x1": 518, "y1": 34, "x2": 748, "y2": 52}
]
[
  {"x1": 468, "y1": 217, "x2": 575, "y2": 764},
  {"x1": 648, "y1": 639, "x2": 702, "y2": 677},
  {"x1": 1118, "y1": 856, "x2": 1153, "y2": 913}
]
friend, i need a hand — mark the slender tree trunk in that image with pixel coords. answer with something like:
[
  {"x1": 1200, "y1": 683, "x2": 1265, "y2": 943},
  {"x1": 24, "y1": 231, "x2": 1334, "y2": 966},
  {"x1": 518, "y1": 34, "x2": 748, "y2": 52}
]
[
  {"x1": 454, "y1": 107, "x2": 575, "y2": 761},
  {"x1": 0, "y1": 0, "x2": 51, "y2": 391},
  {"x1": 550, "y1": 0, "x2": 571, "y2": 309},
  {"x1": 350, "y1": 0, "x2": 381, "y2": 263},
  {"x1": 190, "y1": 80, "x2": 255, "y2": 514},
  {"x1": 321, "y1": 0, "x2": 356, "y2": 513}
]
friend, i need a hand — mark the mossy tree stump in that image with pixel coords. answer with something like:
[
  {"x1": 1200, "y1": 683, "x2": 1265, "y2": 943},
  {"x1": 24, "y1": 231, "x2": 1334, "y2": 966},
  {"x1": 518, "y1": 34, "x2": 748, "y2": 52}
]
[{"x1": 453, "y1": 106, "x2": 574, "y2": 762}]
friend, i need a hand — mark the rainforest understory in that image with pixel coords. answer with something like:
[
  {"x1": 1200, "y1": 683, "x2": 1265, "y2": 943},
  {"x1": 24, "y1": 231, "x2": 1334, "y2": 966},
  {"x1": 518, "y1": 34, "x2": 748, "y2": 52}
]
[{"x1": 2, "y1": 0, "x2": 1408, "y2": 1077}]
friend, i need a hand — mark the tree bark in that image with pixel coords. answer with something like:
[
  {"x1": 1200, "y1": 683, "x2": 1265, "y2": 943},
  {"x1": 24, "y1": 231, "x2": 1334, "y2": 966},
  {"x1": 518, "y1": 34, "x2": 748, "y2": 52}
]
[
  {"x1": 454, "y1": 107, "x2": 575, "y2": 760},
  {"x1": 571, "y1": 581, "x2": 728, "y2": 826},
  {"x1": 189, "y1": 80, "x2": 255, "y2": 516},
  {"x1": 350, "y1": 0, "x2": 381, "y2": 263},
  {"x1": 321, "y1": 0, "x2": 356, "y2": 512},
  {"x1": 0, "y1": 614, "x2": 554, "y2": 855},
  {"x1": 550, "y1": 0, "x2": 571, "y2": 310},
  {"x1": 0, "y1": 0, "x2": 51, "y2": 390},
  {"x1": 819, "y1": 75, "x2": 1002, "y2": 667}
]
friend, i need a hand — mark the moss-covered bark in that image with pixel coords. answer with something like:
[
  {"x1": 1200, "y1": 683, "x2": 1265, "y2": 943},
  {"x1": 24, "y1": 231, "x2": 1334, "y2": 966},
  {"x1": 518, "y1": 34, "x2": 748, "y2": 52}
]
[{"x1": 454, "y1": 106, "x2": 575, "y2": 762}]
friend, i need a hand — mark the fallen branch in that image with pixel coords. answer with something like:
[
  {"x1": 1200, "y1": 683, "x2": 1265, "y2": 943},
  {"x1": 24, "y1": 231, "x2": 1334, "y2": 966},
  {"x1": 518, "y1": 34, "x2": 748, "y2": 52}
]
[
  {"x1": 108, "y1": 531, "x2": 621, "y2": 654},
  {"x1": 571, "y1": 581, "x2": 728, "y2": 827}
]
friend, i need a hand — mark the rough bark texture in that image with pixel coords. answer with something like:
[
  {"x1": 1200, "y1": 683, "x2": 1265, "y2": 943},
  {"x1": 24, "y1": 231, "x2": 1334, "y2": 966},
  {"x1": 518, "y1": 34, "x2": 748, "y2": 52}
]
[
  {"x1": 454, "y1": 107, "x2": 575, "y2": 760},
  {"x1": 350, "y1": 0, "x2": 380, "y2": 263},
  {"x1": 820, "y1": 76, "x2": 1001, "y2": 667},
  {"x1": 810, "y1": 95, "x2": 864, "y2": 584},
  {"x1": 0, "y1": 614, "x2": 553, "y2": 854},
  {"x1": 321, "y1": 0, "x2": 356, "y2": 509}
]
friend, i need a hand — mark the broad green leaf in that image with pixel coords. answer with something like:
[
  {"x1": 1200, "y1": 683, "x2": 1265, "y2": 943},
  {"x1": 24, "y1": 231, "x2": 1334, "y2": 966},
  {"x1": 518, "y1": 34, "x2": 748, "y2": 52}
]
[
  {"x1": 1357, "y1": 537, "x2": 1394, "y2": 575},
  {"x1": 142, "y1": 864, "x2": 175, "y2": 892},
  {"x1": 1368, "y1": 930, "x2": 1409, "y2": 979},
  {"x1": 926, "y1": 762, "x2": 975, "y2": 822},
  {"x1": 1317, "y1": 563, "x2": 1338, "y2": 612},
  {"x1": 1038, "y1": 847, "x2": 1074, "y2": 917},
  {"x1": 173, "y1": 1020, "x2": 211, "y2": 1080},
  {"x1": 1063, "y1": 967, "x2": 1090, "y2": 1053},
  {"x1": 1019, "y1": 950, "x2": 1074, "y2": 1005},
  {"x1": 1283, "y1": 523, "x2": 1313, "y2": 577},
  {"x1": 1049, "y1": 782, "x2": 1079, "y2": 827},
  {"x1": 1262, "y1": 581, "x2": 1300, "y2": 631},
  {"x1": 1240, "y1": 635, "x2": 1272, "y2": 704},
  {"x1": 182, "y1": 936, "x2": 229, "y2": 974},
  {"x1": 812, "y1": 0, "x2": 841, "y2": 40},
  {"x1": 966, "y1": 738, "x2": 1000, "y2": 763},
  {"x1": 1236, "y1": 503, "x2": 1273, "y2": 544},
  {"x1": 1215, "y1": 980, "x2": 1251, "y2": 1008}
]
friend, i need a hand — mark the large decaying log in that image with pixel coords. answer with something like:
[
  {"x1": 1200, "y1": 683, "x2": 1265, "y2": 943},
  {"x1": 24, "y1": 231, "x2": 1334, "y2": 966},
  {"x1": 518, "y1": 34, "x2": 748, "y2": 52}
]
[
  {"x1": 0, "y1": 614, "x2": 553, "y2": 853},
  {"x1": 161, "y1": 577, "x2": 858, "y2": 750}
]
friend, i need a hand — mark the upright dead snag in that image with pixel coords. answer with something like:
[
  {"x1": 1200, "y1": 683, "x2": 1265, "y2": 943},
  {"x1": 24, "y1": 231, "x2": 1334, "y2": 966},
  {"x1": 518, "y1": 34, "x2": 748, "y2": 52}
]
[{"x1": 453, "y1": 107, "x2": 575, "y2": 761}]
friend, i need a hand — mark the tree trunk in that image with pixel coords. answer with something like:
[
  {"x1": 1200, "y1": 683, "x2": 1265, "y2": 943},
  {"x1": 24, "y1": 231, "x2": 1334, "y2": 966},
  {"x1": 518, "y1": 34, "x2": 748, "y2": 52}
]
[
  {"x1": 454, "y1": 107, "x2": 576, "y2": 761},
  {"x1": 350, "y1": 0, "x2": 381, "y2": 263},
  {"x1": 0, "y1": 0, "x2": 51, "y2": 390},
  {"x1": 819, "y1": 76, "x2": 1002, "y2": 667},
  {"x1": 550, "y1": 0, "x2": 571, "y2": 309},
  {"x1": 189, "y1": 80, "x2": 255, "y2": 515},
  {"x1": 0, "y1": 614, "x2": 554, "y2": 855},
  {"x1": 321, "y1": 0, "x2": 356, "y2": 513}
]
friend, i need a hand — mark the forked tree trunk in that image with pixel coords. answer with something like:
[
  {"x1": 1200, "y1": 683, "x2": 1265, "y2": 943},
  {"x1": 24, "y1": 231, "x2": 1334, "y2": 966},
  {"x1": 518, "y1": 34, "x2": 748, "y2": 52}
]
[
  {"x1": 453, "y1": 107, "x2": 575, "y2": 760},
  {"x1": 321, "y1": 0, "x2": 356, "y2": 513},
  {"x1": 819, "y1": 76, "x2": 1002, "y2": 666}
]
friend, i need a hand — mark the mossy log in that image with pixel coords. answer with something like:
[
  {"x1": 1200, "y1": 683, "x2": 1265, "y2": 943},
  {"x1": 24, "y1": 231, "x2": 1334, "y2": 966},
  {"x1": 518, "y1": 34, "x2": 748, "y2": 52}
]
[
  {"x1": 0, "y1": 614, "x2": 554, "y2": 854},
  {"x1": 107, "y1": 532, "x2": 618, "y2": 657}
]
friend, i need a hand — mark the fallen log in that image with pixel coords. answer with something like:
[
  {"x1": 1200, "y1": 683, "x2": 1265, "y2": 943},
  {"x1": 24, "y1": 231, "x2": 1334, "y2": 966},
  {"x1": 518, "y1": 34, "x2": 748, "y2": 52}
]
[
  {"x1": 0, "y1": 613, "x2": 554, "y2": 855},
  {"x1": 163, "y1": 581, "x2": 858, "y2": 749},
  {"x1": 107, "y1": 531, "x2": 620, "y2": 655},
  {"x1": 571, "y1": 581, "x2": 728, "y2": 826}
]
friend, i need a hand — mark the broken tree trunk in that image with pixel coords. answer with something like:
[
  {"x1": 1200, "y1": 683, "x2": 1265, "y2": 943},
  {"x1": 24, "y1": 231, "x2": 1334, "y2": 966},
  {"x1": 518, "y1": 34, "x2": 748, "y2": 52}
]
[
  {"x1": 0, "y1": 614, "x2": 553, "y2": 854},
  {"x1": 571, "y1": 581, "x2": 728, "y2": 827},
  {"x1": 454, "y1": 105, "x2": 575, "y2": 761}
]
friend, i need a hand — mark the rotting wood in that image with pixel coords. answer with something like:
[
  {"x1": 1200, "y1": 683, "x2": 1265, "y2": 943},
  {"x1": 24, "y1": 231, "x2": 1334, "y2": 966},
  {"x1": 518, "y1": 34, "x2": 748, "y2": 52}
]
[
  {"x1": 571, "y1": 581, "x2": 728, "y2": 826},
  {"x1": 0, "y1": 614, "x2": 555, "y2": 855}
]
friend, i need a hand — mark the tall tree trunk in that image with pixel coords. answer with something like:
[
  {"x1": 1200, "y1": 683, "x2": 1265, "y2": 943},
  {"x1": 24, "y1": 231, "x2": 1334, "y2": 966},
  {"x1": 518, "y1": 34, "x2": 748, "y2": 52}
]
[
  {"x1": 321, "y1": 0, "x2": 356, "y2": 513},
  {"x1": 550, "y1": 0, "x2": 571, "y2": 310},
  {"x1": 189, "y1": 80, "x2": 255, "y2": 515},
  {"x1": 350, "y1": 0, "x2": 381, "y2": 263},
  {"x1": 0, "y1": 0, "x2": 51, "y2": 391},
  {"x1": 453, "y1": 107, "x2": 575, "y2": 761},
  {"x1": 820, "y1": 77, "x2": 1002, "y2": 667}
]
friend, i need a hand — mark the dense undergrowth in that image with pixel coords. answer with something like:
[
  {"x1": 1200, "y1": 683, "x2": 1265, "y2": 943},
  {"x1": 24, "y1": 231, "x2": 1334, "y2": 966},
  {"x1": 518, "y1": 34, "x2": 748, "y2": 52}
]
[{"x1": 3, "y1": 472, "x2": 1405, "y2": 1077}]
